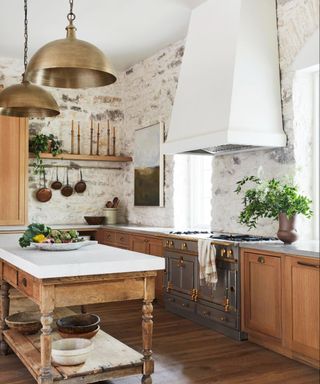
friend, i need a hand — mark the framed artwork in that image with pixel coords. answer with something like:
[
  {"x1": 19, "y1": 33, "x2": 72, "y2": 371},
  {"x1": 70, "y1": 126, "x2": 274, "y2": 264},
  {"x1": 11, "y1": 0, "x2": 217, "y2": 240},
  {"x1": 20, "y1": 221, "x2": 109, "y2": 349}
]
[{"x1": 134, "y1": 122, "x2": 164, "y2": 207}]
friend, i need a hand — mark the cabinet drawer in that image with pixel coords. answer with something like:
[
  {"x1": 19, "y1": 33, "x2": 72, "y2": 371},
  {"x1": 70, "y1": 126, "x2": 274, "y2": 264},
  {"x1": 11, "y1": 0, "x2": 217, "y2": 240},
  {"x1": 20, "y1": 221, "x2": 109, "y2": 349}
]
[
  {"x1": 197, "y1": 303, "x2": 237, "y2": 329},
  {"x1": 164, "y1": 294, "x2": 195, "y2": 313},
  {"x1": 115, "y1": 232, "x2": 129, "y2": 247},
  {"x1": 18, "y1": 271, "x2": 40, "y2": 301},
  {"x1": 102, "y1": 231, "x2": 116, "y2": 245},
  {"x1": 3, "y1": 264, "x2": 17, "y2": 287}
]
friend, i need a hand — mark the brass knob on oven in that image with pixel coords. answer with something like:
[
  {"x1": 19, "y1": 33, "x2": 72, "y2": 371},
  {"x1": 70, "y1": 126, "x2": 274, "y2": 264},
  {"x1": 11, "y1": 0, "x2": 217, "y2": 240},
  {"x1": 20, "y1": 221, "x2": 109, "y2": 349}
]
[
  {"x1": 220, "y1": 248, "x2": 226, "y2": 257},
  {"x1": 181, "y1": 242, "x2": 188, "y2": 251},
  {"x1": 165, "y1": 240, "x2": 169, "y2": 247},
  {"x1": 169, "y1": 241, "x2": 174, "y2": 248},
  {"x1": 227, "y1": 249, "x2": 233, "y2": 258}
]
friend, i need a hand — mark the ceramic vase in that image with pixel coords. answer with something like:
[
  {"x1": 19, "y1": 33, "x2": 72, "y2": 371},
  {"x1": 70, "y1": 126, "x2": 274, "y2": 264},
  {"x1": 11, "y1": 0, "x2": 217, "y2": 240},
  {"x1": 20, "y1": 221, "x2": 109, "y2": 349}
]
[{"x1": 277, "y1": 213, "x2": 298, "y2": 244}]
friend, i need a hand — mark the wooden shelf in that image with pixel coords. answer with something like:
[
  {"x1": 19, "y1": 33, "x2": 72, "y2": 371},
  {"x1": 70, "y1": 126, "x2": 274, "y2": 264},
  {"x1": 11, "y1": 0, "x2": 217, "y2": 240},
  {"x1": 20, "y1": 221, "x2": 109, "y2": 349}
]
[
  {"x1": 4, "y1": 312, "x2": 143, "y2": 384},
  {"x1": 29, "y1": 153, "x2": 132, "y2": 163}
]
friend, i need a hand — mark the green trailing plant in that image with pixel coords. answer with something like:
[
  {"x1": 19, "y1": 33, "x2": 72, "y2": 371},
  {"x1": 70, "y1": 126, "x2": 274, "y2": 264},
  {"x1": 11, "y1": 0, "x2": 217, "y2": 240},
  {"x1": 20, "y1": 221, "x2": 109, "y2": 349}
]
[
  {"x1": 235, "y1": 176, "x2": 313, "y2": 230},
  {"x1": 29, "y1": 133, "x2": 62, "y2": 174}
]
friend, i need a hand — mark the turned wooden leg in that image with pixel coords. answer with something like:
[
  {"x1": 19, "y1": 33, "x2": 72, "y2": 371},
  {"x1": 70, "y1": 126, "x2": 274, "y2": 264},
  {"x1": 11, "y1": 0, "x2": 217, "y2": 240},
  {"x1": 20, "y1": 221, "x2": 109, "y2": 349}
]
[
  {"x1": 39, "y1": 313, "x2": 53, "y2": 384},
  {"x1": 141, "y1": 300, "x2": 154, "y2": 384},
  {"x1": 0, "y1": 282, "x2": 10, "y2": 355}
]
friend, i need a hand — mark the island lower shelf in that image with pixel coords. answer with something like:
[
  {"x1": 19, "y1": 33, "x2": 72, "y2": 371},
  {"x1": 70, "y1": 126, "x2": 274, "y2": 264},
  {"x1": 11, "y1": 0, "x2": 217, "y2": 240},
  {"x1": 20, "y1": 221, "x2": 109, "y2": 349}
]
[{"x1": 4, "y1": 327, "x2": 143, "y2": 384}]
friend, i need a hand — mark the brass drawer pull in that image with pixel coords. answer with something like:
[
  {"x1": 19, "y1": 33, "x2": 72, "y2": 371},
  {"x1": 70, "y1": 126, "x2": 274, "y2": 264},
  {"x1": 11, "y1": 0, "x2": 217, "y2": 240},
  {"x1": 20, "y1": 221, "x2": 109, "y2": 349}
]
[
  {"x1": 214, "y1": 316, "x2": 226, "y2": 322},
  {"x1": 297, "y1": 261, "x2": 320, "y2": 269},
  {"x1": 21, "y1": 278, "x2": 27, "y2": 287},
  {"x1": 202, "y1": 310, "x2": 210, "y2": 316},
  {"x1": 120, "y1": 237, "x2": 125, "y2": 241},
  {"x1": 181, "y1": 303, "x2": 189, "y2": 308},
  {"x1": 258, "y1": 256, "x2": 265, "y2": 264}
]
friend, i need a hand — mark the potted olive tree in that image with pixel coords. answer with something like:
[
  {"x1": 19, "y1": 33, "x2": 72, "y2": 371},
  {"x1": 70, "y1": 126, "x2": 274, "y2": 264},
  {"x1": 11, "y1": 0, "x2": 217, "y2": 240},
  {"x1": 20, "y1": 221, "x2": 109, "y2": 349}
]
[{"x1": 235, "y1": 176, "x2": 313, "y2": 244}]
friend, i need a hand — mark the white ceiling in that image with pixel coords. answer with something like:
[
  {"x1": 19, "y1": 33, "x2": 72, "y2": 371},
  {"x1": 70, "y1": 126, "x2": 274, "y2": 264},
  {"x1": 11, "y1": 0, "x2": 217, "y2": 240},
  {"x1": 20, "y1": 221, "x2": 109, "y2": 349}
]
[{"x1": 0, "y1": 0, "x2": 206, "y2": 71}]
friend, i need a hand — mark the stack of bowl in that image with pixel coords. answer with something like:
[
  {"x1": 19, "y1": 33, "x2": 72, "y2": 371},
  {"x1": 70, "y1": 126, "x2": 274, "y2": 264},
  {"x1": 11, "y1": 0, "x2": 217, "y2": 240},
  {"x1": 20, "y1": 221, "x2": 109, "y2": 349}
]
[{"x1": 56, "y1": 314, "x2": 100, "y2": 340}]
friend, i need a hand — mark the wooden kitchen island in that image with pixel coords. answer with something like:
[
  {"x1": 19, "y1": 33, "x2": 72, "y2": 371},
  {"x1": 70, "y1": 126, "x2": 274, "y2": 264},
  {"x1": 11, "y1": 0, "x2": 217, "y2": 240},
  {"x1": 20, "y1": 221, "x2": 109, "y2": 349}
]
[{"x1": 0, "y1": 244, "x2": 165, "y2": 384}]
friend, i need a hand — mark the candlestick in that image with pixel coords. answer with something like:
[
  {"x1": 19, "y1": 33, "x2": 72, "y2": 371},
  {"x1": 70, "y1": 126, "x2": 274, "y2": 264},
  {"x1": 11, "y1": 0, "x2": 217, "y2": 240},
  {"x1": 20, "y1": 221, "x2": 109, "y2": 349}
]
[
  {"x1": 107, "y1": 120, "x2": 110, "y2": 156},
  {"x1": 77, "y1": 122, "x2": 81, "y2": 155},
  {"x1": 90, "y1": 119, "x2": 94, "y2": 155},
  {"x1": 96, "y1": 123, "x2": 100, "y2": 156},
  {"x1": 112, "y1": 126, "x2": 116, "y2": 156},
  {"x1": 71, "y1": 120, "x2": 75, "y2": 154}
]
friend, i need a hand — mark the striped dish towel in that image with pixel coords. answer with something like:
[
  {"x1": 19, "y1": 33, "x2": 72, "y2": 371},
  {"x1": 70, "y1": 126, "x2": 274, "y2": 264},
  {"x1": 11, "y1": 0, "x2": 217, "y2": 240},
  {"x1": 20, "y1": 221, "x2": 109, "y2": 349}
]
[{"x1": 198, "y1": 238, "x2": 218, "y2": 289}]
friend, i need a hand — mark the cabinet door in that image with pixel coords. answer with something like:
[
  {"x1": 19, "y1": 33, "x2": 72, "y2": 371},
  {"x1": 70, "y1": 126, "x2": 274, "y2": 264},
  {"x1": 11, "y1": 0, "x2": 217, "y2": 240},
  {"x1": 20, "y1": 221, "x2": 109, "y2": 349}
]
[
  {"x1": 243, "y1": 252, "x2": 282, "y2": 340},
  {"x1": 284, "y1": 256, "x2": 320, "y2": 363},
  {"x1": 96, "y1": 229, "x2": 116, "y2": 245},
  {"x1": 130, "y1": 235, "x2": 148, "y2": 254},
  {"x1": 0, "y1": 116, "x2": 28, "y2": 225},
  {"x1": 147, "y1": 238, "x2": 164, "y2": 298},
  {"x1": 167, "y1": 252, "x2": 196, "y2": 297}
]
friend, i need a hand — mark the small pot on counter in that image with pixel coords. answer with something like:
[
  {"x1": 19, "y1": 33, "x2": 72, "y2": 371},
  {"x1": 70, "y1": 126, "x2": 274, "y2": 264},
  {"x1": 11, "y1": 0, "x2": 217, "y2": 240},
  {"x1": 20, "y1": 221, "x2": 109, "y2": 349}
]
[{"x1": 277, "y1": 213, "x2": 298, "y2": 244}]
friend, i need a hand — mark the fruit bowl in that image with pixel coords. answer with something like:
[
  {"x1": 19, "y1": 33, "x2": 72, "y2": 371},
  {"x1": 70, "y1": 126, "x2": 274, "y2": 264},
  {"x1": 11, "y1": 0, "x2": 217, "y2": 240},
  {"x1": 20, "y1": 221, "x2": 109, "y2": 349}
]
[{"x1": 31, "y1": 240, "x2": 97, "y2": 251}]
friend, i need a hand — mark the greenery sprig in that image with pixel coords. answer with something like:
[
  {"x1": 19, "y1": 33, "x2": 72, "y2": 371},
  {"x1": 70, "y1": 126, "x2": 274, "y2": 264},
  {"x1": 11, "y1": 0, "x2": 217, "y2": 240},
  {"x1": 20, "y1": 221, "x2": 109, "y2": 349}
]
[
  {"x1": 235, "y1": 176, "x2": 313, "y2": 229},
  {"x1": 29, "y1": 133, "x2": 62, "y2": 175}
]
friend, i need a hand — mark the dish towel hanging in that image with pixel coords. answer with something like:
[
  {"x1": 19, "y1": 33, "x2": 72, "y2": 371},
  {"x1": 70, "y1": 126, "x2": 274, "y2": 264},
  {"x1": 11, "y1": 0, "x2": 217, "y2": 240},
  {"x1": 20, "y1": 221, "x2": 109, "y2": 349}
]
[{"x1": 198, "y1": 238, "x2": 218, "y2": 289}]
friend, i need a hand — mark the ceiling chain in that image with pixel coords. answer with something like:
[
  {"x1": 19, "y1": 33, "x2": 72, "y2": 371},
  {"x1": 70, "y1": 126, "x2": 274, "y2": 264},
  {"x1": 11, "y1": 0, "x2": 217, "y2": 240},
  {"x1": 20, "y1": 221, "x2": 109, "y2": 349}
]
[
  {"x1": 23, "y1": 0, "x2": 28, "y2": 72},
  {"x1": 67, "y1": 0, "x2": 76, "y2": 22}
]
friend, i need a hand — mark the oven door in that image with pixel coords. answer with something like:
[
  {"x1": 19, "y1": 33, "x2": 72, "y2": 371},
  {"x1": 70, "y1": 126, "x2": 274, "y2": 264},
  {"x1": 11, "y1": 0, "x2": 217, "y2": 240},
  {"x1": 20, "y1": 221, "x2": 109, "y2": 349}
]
[{"x1": 197, "y1": 259, "x2": 238, "y2": 313}]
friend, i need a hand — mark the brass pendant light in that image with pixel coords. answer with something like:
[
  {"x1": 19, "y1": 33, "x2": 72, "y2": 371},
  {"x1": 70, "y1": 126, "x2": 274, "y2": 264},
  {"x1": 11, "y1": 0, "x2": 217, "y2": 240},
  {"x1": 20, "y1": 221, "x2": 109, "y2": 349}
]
[
  {"x1": 25, "y1": 0, "x2": 117, "y2": 89},
  {"x1": 0, "y1": 0, "x2": 60, "y2": 117}
]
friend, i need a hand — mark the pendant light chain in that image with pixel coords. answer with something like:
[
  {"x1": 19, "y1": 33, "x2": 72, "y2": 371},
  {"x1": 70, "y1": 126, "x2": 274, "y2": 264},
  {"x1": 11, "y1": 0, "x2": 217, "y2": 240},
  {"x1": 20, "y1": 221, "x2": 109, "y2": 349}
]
[
  {"x1": 67, "y1": 0, "x2": 76, "y2": 22},
  {"x1": 24, "y1": 0, "x2": 28, "y2": 73}
]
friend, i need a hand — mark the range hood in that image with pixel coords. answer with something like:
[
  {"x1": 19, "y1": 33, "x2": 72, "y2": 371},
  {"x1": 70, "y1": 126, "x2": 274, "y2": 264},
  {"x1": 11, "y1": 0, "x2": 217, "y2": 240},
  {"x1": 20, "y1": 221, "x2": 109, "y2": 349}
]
[{"x1": 163, "y1": 0, "x2": 287, "y2": 155}]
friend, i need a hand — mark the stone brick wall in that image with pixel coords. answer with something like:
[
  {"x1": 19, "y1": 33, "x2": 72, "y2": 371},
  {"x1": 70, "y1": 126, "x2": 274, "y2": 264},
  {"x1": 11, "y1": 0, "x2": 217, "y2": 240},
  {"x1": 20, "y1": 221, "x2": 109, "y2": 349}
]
[{"x1": 0, "y1": 0, "x2": 318, "y2": 233}]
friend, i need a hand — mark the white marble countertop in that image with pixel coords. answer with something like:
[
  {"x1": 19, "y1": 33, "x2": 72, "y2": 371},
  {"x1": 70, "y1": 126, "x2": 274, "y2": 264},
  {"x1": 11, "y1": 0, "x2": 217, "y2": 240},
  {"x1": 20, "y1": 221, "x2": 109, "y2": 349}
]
[
  {"x1": 240, "y1": 240, "x2": 319, "y2": 259},
  {"x1": 0, "y1": 224, "x2": 101, "y2": 233},
  {"x1": 0, "y1": 244, "x2": 165, "y2": 279}
]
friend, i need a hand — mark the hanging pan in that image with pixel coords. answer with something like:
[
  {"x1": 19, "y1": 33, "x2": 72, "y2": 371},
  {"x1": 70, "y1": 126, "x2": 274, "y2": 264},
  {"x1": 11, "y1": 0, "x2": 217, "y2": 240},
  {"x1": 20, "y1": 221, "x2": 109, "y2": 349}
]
[
  {"x1": 51, "y1": 167, "x2": 62, "y2": 190},
  {"x1": 36, "y1": 170, "x2": 52, "y2": 203},
  {"x1": 61, "y1": 168, "x2": 73, "y2": 197},
  {"x1": 74, "y1": 169, "x2": 87, "y2": 193}
]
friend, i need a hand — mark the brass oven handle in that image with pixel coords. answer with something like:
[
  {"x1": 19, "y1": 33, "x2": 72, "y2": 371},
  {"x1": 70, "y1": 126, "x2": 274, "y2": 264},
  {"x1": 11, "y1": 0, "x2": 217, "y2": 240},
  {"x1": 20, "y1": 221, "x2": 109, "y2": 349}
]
[
  {"x1": 297, "y1": 261, "x2": 320, "y2": 269},
  {"x1": 258, "y1": 256, "x2": 265, "y2": 264}
]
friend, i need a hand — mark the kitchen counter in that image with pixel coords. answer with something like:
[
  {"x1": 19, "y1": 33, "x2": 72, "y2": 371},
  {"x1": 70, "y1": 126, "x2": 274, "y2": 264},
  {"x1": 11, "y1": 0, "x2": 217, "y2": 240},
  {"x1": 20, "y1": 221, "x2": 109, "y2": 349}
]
[
  {"x1": 240, "y1": 240, "x2": 319, "y2": 259},
  {"x1": 0, "y1": 243, "x2": 165, "y2": 279}
]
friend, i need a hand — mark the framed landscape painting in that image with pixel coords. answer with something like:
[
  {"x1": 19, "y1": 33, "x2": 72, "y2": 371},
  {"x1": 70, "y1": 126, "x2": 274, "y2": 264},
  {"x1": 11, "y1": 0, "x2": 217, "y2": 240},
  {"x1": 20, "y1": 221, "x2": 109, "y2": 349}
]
[{"x1": 134, "y1": 122, "x2": 164, "y2": 207}]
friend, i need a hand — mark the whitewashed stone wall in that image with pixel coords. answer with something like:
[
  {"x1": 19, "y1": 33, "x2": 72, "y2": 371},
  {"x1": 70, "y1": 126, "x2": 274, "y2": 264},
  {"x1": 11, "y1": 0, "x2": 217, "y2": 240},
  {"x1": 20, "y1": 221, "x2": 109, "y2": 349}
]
[{"x1": 0, "y1": 0, "x2": 318, "y2": 232}]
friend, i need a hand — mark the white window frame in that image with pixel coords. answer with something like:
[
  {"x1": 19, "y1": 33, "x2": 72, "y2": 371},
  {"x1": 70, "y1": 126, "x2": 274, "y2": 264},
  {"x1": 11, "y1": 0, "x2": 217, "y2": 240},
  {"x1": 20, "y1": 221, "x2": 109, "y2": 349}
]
[{"x1": 312, "y1": 71, "x2": 319, "y2": 239}]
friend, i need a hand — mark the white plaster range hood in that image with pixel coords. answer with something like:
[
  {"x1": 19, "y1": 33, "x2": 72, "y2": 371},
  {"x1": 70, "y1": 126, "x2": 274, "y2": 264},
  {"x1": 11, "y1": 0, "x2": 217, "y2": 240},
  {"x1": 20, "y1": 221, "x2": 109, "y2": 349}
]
[{"x1": 162, "y1": 0, "x2": 287, "y2": 156}]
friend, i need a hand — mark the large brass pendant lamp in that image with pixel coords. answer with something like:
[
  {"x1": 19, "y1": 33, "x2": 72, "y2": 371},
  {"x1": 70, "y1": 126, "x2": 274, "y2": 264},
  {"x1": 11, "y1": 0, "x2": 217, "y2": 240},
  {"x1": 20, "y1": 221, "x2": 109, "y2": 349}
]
[
  {"x1": 25, "y1": 0, "x2": 117, "y2": 89},
  {"x1": 0, "y1": 0, "x2": 59, "y2": 117}
]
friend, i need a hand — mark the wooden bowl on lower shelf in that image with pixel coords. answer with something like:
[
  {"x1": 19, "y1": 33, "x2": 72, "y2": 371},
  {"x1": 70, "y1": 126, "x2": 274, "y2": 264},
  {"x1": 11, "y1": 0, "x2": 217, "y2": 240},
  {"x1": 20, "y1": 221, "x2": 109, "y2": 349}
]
[
  {"x1": 58, "y1": 325, "x2": 100, "y2": 340},
  {"x1": 5, "y1": 312, "x2": 41, "y2": 335},
  {"x1": 57, "y1": 314, "x2": 100, "y2": 334}
]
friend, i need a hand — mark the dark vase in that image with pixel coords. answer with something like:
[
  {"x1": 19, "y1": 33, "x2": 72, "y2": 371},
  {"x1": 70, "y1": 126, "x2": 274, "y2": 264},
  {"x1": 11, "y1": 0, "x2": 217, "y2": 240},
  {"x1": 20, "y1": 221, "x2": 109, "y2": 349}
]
[{"x1": 277, "y1": 213, "x2": 299, "y2": 244}]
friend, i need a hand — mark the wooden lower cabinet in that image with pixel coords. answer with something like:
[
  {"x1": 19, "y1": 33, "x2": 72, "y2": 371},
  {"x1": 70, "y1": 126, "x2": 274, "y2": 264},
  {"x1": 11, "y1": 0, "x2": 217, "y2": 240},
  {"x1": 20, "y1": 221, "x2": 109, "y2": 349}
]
[
  {"x1": 242, "y1": 252, "x2": 282, "y2": 341},
  {"x1": 241, "y1": 249, "x2": 320, "y2": 368},
  {"x1": 284, "y1": 256, "x2": 320, "y2": 365},
  {"x1": 97, "y1": 230, "x2": 165, "y2": 300}
]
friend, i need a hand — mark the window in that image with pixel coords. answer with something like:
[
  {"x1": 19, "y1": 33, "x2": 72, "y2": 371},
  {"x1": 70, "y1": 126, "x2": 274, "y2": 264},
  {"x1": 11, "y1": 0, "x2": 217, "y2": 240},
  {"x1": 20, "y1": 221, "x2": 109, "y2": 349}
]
[
  {"x1": 174, "y1": 155, "x2": 212, "y2": 229},
  {"x1": 312, "y1": 71, "x2": 319, "y2": 240}
]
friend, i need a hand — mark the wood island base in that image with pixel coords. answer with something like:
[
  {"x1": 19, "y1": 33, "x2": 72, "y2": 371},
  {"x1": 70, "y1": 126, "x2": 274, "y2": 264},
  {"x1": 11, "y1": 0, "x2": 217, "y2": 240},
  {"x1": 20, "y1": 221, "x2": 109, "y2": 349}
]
[{"x1": 0, "y1": 263, "x2": 157, "y2": 384}]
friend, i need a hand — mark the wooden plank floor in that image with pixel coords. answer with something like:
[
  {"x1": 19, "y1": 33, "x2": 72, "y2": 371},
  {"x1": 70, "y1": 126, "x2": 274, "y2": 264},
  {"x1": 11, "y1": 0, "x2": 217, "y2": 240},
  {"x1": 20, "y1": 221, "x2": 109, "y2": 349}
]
[{"x1": 0, "y1": 301, "x2": 319, "y2": 384}]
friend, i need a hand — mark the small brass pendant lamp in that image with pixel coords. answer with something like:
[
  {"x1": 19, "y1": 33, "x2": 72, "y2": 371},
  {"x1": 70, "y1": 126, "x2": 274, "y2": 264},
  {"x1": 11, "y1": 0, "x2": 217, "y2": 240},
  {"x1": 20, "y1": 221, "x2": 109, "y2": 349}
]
[
  {"x1": 25, "y1": 0, "x2": 117, "y2": 89},
  {"x1": 0, "y1": 0, "x2": 60, "y2": 117}
]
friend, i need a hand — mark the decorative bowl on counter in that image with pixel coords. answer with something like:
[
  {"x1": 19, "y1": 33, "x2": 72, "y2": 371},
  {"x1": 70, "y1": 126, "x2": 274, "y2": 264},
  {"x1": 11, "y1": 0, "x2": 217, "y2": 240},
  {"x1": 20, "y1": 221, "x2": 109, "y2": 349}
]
[
  {"x1": 52, "y1": 338, "x2": 93, "y2": 366},
  {"x1": 84, "y1": 216, "x2": 105, "y2": 225},
  {"x1": 31, "y1": 240, "x2": 97, "y2": 251},
  {"x1": 57, "y1": 314, "x2": 100, "y2": 334},
  {"x1": 5, "y1": 311, "x2": 41, "y2": 335}
]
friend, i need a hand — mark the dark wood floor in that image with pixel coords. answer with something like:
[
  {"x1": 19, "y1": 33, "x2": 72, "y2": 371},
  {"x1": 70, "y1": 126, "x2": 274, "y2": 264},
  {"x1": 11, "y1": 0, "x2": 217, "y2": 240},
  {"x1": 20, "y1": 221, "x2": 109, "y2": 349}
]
[{"x1": 0, "y1": 301, "x2": 319, "y2": 384}]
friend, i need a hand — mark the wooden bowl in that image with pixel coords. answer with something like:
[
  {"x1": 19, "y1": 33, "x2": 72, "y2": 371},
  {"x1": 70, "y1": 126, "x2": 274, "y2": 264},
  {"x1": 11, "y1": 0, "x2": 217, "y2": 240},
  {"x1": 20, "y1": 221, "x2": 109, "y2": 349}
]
[
  {"x1": 57, "y1": 314, "x2": 100, "y2": 334},
  {"x1": 58, "y1": 325, "x2": 100, "y2": 340},
  {"x1": 5, "y1": 311, "x2": 41, "y2": 335},
  {"x1": 84, "y1": 216, "x2": 105, "y2": 225},
  {"x1": 52, "y1": 338, "x2": 93, "y2": 366}
]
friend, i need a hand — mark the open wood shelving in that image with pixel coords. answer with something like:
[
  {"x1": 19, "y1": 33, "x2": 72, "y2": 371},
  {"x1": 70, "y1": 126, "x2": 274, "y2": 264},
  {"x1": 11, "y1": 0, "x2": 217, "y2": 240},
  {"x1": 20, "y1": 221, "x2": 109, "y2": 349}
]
[{"x1": 29, "y1": 153, "x2": 133, "y2": 163}]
